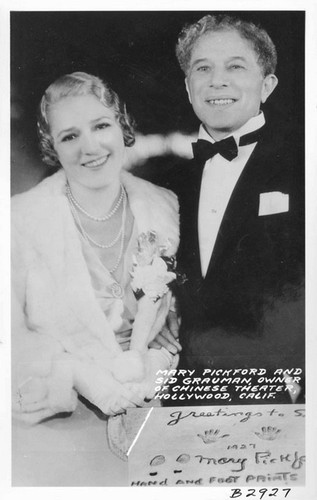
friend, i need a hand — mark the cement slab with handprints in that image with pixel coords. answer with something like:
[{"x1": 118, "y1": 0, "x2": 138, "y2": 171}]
[{"x1": 127, "y1": 404, "x2": 305, "y2": 487}]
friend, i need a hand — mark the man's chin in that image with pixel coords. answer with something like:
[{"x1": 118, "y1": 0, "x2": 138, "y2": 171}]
[{"x1": 204, "y1": 123, "x2": 237, "y2": 140}]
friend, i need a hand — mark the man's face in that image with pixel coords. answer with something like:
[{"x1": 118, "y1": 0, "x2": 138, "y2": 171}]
[{"x1": 185, "y1": 29, "x2": 278, "y2": 140}]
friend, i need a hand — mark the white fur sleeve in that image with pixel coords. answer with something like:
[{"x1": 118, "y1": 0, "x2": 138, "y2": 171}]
[{"x1": 11, "y1": 220, "x2": 78, "y2": 423}]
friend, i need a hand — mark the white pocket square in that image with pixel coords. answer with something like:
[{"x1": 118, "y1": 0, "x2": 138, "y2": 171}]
[{"x1": 258, "y1": 191, "x2": 289, "y2": 216}]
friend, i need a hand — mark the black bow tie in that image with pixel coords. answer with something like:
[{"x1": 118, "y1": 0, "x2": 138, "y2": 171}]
[
  {"x1": 192, "y1": 126, "x2": 264, "y2": 163},
  {"x1": 192, "y1": 136, "x2": 238, "y2": 162}
]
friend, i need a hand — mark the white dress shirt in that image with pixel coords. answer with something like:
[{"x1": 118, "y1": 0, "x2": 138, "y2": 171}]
[{"x1": 198, "y1": 112, "x2": 265, "y2": 277}]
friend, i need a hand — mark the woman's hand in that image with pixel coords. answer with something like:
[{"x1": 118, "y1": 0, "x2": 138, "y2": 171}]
[
  {"x1": 73, "y1": 359, "x2": 146, "y2": 415},
  {"x1": 12, "y1": 376, "x2": 77, "y2": 425},
  {"x1": 149, "y1": 310, "x2": 182, "y2": 354},
  {"x1": 111, "y1": 350, "x2": 145, "y2": 384},
  {"x1": 124, "y1": 347, "x2": 178, "y2": 401},
  {"x1": 12, "y1": 376, "x2": 53, "y2": 425}
]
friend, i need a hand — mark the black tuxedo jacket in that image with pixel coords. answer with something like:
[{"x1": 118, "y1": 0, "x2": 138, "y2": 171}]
[{"x1": 152, "y1": 120, "x2": 305, "y2": 404}]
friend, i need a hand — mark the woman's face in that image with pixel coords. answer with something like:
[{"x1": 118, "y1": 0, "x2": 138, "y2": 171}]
[{"x1": 49, "y1": 93, "x2": 125, "y2": 189}]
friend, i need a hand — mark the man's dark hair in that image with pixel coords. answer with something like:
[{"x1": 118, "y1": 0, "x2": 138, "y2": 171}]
[{"x1": 176, "y1": 14, "x2": 277, "y2": 76}]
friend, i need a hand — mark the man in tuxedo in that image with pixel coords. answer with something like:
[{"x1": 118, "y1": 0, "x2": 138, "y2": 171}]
[{"x1": 160, "y1": 14, "x2": 305, "y2": 404}]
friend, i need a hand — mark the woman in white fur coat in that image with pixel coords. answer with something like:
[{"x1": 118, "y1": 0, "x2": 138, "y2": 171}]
[{"x1": 12, "y1": 72, "x2": 180, "y2": 426}]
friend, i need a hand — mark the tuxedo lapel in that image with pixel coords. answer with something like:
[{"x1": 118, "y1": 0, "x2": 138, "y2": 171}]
[
  {"x1": 176, "y1": 158, "x2": 205, "y2": 282},
  {"x1": 204, "y1": 134, "x2": 282, "y2": 279}
]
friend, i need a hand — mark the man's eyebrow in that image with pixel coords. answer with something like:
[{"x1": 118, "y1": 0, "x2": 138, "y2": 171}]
[
  {"x1": 190, "y1": 57, "x2": 210, "y2": 68},
  {"x1": 190, "y1": 55, "x2": 249, "y2": 67},
  {"x1": 227, "y1": 56, "x2": 248, "y2": 62}
]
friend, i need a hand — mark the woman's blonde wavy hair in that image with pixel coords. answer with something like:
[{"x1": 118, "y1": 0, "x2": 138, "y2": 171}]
[{"x1": 37, "y1": 71, "x2": 135, "y2": 168}]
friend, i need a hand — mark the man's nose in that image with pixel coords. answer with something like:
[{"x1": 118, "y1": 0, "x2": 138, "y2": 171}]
[{"x1": 208, "y1": 67, "x2": 228, "y2": 88}]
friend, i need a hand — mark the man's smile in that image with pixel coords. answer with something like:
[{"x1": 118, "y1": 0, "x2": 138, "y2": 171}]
[{"x1": 205, "y1": 98, "x2": 237, "y2": 106}]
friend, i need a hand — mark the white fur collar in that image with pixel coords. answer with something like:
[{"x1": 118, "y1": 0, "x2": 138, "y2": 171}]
[{"x1": 14, "y1": 169, "x2": 179, "y2": 255}]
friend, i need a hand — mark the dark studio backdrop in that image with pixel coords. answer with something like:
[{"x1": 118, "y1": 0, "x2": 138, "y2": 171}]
[{"x1": 11, "y1": 10, "x2": 305, "y2": 194}]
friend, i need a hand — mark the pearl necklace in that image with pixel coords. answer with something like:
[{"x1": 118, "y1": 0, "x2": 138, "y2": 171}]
[
  {"x1": 66, "y1": 182, "x2": 124, "y2": 222},
  {"x1": 67, "y1": 187, "x2": 127, "y2": 274}
]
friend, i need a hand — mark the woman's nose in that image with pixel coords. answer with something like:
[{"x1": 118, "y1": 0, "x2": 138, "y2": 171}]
[{"x1": 80, "y1": 132, "x2": 98, "y2": 154}]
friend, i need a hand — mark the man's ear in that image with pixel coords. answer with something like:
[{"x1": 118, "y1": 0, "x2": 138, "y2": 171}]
[
  {"x1": 185, "y1": 77, "x2": 192, "y2": 104},
  {"x1": 261, "y1": 74, "x2": 278, "y2": 104}
]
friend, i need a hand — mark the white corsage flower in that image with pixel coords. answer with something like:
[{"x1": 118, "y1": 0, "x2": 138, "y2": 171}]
[
  {"x1": 130, "y1": 231, "x2": 177, "y2": 302},
  {"x1": 131, "y1": 255, "x2": 176, "y2": 301}
]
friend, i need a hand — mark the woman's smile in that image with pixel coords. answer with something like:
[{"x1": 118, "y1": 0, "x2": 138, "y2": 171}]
[{"x1": 82, "y1": 154, "x2": 110, "y2": 169}]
